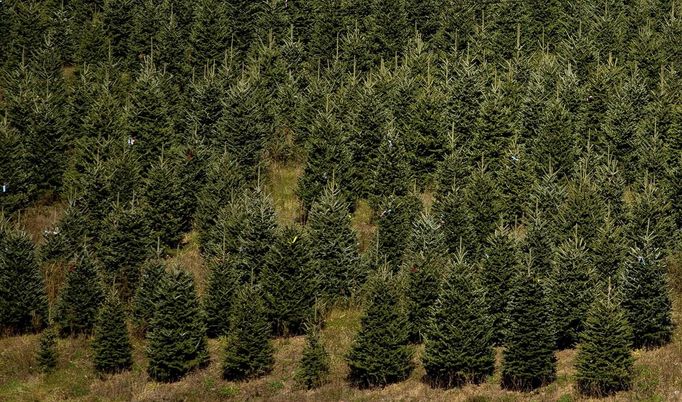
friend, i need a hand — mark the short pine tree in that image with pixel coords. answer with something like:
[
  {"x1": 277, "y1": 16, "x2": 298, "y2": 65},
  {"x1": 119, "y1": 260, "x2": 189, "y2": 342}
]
[
  {"x1": 422, "y1": 253, "x2": 495, "y2": 388},
  {"x1": 307, "y1": 182, "x2": 360, "y2": 300},
  {"x1": 92, "y1": 289, "x2": 133, "y2": 374},
  {"x1": 621, "y1": 233, "x2": 674, "y2": 348},
  {"x1": 549, "y1": 235, "x2": 595, "y2": 349},
  {"x1": 203, "y1": 251, "x2": 241, "y2": 338},
  {"x1": 575, "y1": 286, "x2": 634, "y2": 397},
  {"x1": 294, "y1": 323, "x2": 330, "y2": 390},
  {"x1": 0, "y1": 226, "x2": 49, "y2": 334},
  {"x1": 36, "y1": 326, "x2": 58, "y2": 374},
  {"x1": 261, "y1": 225, "x2": 316, "y2": 336},
  {"x1": 403, "y1": 212, "x2": 448, "y2": 342},
  {"x1": 481, "y1": 226, "x2": 522, "y2": 344},
  {"x1": 346, "y1": 269, "x2": 413, "y2": 388},
  {"x1": 375, "y1": 194, "x2": 421, "y2": 271},
  {"x1": 501, "y1": 268, "x2": 557, "y2": 391},
  {"x1": 132, "y1": 258, "x2": 165, "y2": 334},
  {"x1": 147, "y1": 268, "x2": 209, "y2": 382},
  {"x1": 54, "y1": 251, "x2": 105, "y2": 336},
  {"x1": 222, "y1": 284, "x2": 274, "y2": 381}
]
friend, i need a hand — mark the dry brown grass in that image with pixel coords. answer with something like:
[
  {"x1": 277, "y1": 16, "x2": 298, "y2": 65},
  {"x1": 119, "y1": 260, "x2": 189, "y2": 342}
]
[{"x1": 267, "y1": 161, "x2": 304, "y2": 226}]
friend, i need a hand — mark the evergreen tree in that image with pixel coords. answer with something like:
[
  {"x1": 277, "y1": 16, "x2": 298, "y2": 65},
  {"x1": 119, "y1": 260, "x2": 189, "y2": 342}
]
[
  {"x1": 261, "y1": 225, "x2": 316, "y2": 336},
  {"x1": 142, "y1": 155, "x2": 186, "y2": 251},
  {"x1": 465, "y1": 163, "x2": 504, "y2": 258},
  {"x1": 39, "y1": 200, "x2": 91, "y2": 264},
  {"x1": 190, "y1": 0, "x2": 230, "y2": 67},
  {"x1": 403, "y1": 212, "x2": 448, "y2": 342},
  {"x1": 590, "y1": 213, "x2": 627, "y2": 281},
  {"x1": 298, "y1": 110, "x2": 354, "y2": 210},
  {"x1": 371, "y1": 121, "x2": 412, "y2": 204},
  {"x1": 98, "y1": 199, "x2": 154, "y2": 300},
  {"x1": 54, "y1": 251, "x2": 105, "y2": 336},
  {"x1": 203, "y1": 251, "x2": 241, "y2": 338},
  {"x1": 215, "y1": 74, "x2": 272, "y2": 180},
  {"x1": 132, "y1": 258, "x2": 165, "y2": 333},
  {"x1": 575, "y1": 286, "x2": 634, "y2": 397},
  {"x1": 147, "y1": 267, "x2": 209, "y2": 382},
  {"x1": 0, "y1": 226, "x2": 49, "y2": 334},
  {"x1": 550, "y1": 235, "x2": 594, "y2": 349},
  {"x1": 481, "y1": 226, "x2": 521, "y2": 344},
  {"x1": 222, "y1": 284, "x2": 274, "y2": 381},
  {"x1": 295, "y1": 323, "x2": 330, "y2": 390},
  {"x1": 522, "y1": 209, "x2": 556, "y2": 278},
  {"x1": 369, "y1": 0, "x2": 409, "y2": 62},
  {"x1": 239, "y1": 186, "x2": 278, "y2": 281},
  {"x1": 498, "y1": 141, "x2": 536, "y2": 222},
  {"x1": 346, "y1": 269, "x2": 413, "y2": 388},
  {"x1": 307, "y1": 182, "x2": 360, "y2": 300},
  {"x1": 36, "y1": 326, "x2": 58, "y2": 374},
  {"x1": 621, "y1": 233, "x2": 674, "y2": 348},
  {"x1": 558, "y1": 171, "x2": 605, "y2": 245},
  {"x1": 375, "y1": 194, "x2": 421, "y2": 270},
  {"x1": 625, "y1": 178, "x2": 675, "y2": 250},
  {"x1": 92, "y1": 289, "x2": 133, "y2": 374},
  {"x1": 473, "y1": 84, "x2": 519, "y2": 170},
  {"x1": 0, "y1": 117, "x2": 35, "y2": 213},
  {"x1": 103, "y1": 0, "x2": 136, "y2": 65},
  {"x1": 501, "y1": 268, "x2": 557, "y2": 391},
  {"x1": 422, "y1": 253, "x2": 495, "y2": 388},
  {"x1": 433, "y1": 184, "x2": 475, "y2": 255}
]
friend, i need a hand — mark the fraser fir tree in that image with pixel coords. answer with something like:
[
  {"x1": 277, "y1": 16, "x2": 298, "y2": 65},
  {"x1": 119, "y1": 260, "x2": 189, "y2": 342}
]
[
  {"x1": 347, "y1": 269, "x2": 413, "y2": 388},
  {"x1": 465, "y1": 162, "x2": 504, "y2": 258},
  {"x1": 37, "y1": 326, "x2": 58, "y2": 374},
  {"x1": 625, "y1": 178, "x2": 675, "y2": 250},
  {"x1": 239, "y1": 186, "x2": 278, "y2": 281},
  {"x1": 0, "y1": 226, "x2": 48, "y2": 334},
  {"x1": 190, "y1": 0, "x2": 231, "y2": 67},
  {"x1": 40, "y1": 200, "x2": 91, "y2": 264},
  {"x1": 522, "y1": 209, "x2": 556, "y2": 278},
  {"x1": 307, "y1": 182, "x2": 360, "y2": 300},
  {"x1": 621, "y1": 233, "x2": 674, "y2": 348},
  {"x1": 498, "y1": 141, "x2": 536, "y2": 222},
  {"x1": 147, "y1": 267, "x2": 209, "y2": 382},
  {"x1": 295, "y1": 323, "x2": 330, "y2": 390},
  {"x1": 261, "y1": 225, "x2": 316, "y2": 336},
  {"x1": 590, "y1": 213, "x2": 627, "y2": 281},
  {"x1": 92, "y1": 289, "x2": 133, "y2": 374},
  {"x1": 132, "y1": 258, "x2": 165, "y2": 334},
  {"x1": 575, "y1": 286, "x2": 634, "y2": 397},
  {"x1": 298, "y1": 109, "x2": 354, "y2": 211},
  {"x1": 550, "y1": 235, "x2": 595, "y2": 349},
  {"x1": 0, "y1": 117, "x2": 35, "y2": 213},
  {"x1": 403, "y1": 212, "x2": 448, "y2": 342},
  {"x1": 375, "y1": 194, "x2": 421, "y2": 271},
  {"x1": 481, "y1": 226, "x2": 521, "y2": 344},
  {"x1": 98, "y1": 199, "x2": 154, "y2": 300},
  {"x1": 222, "y1": 284, "x2": 274, "y2": 381},
  {"x1": 422, "y1": 253, "x2": 495, "y2": 388},
  {"x1": 501, "y1": 267, "x2": 557, "y2": 391},
  {"x1": 433, "y1": 186, "x2": 475, "y2": 256},
  {"x1": 203, "y1": 251, "x2": 241, "y2": 338},
  {"x1": 142, "y1": 155, "x2": 186, "y2": 251},
  {"x1": 558, "y1": 171, "x2": 605, "y2": 245},
  {"x1": 54, "y1": 250, "x2": 105, "y2": 336},
  {"x1": 371, "y1": 120, "x2": 412, "y2": 205}
]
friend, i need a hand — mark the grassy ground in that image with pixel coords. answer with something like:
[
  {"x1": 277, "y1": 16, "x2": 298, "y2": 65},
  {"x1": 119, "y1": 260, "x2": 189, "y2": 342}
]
[{"x1": 1, "y1": 162, "x2": 681, "y2": 401}]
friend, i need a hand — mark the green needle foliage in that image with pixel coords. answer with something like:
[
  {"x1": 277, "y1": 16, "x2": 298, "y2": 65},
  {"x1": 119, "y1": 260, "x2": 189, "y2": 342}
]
[
  {"x1": 203, "y1": 251, "x2": 241, "y2": 339},
  {"x1": 295, "y1": 323, "x2": 330, "y2": 390},
  {"x1": 0, "y1": 225, "x2": 48, "y2": 334},
  {"x1": 347, "y1": 268, "x2": 413, "y2": 389},
  {"x1": 575, "y1": 286, "x2": 634, "y2": 397},
  {"x1": 501, "y1": 268, "x2": 557, "y2": 391},
  {"x1": 54, "y1": 250, "x2": 105, "y2": 337},
  {"x1": 549, "y1": 235, "x2": 595, "y2": 349},
  {"x1": 307, "y1": 182, "x2": 360, "y2": 301},
  {"x1": 146, "y1": 267, "x2": 209, "y2": 383},
  {"x1": 621, "y1": 233, "x2": 674, "y2": 349},
  {"x1": 92, "y1": 289, "x2": 133, "y2": 375},
  {"x1": 261, "y1": 225, "x2": 316, "y2": 337},
  {"x1": 36, "y1": 326, "x2": 58, "y2": 374},
  {"x1": 481, "y1": 226, "x2": 522, "y2": 345},
  {"x1": 222, "y1": 284, "x2": 274, "y2": 381},
  {"x1": 132, "y1": 258, "x2": 165, "y2": 334},
  {"x1": 422, "y1": 253, "x2": 495, "y2": 388}
]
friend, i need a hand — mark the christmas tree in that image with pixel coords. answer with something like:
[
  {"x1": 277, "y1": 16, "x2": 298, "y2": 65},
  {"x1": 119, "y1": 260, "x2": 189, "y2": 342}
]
[
  {"x1": 422, "y1": 252, "x2": 495, "y2": 388},
  {"x1": 575, "y1": 285, "x2": 634, "y2": 397},
  {"x1": 54, "y1": 250, "x2": 105, "y2": 336},
  {"x1": 501, "y1": 267, "x2": 557, "y2": 391},
  {"x1": 0, "y1": 225, "x2": 48, "y2": 334},
  {"x1": 203, "y1": 251, "x2": 241, "y2": 338},
  {"x1": 346, "y1": 268, "x2": 413, "y2": 388},
  {"x1": 147, "y1": 267, "x2": 209, "y2": 382},
  {"x1": 295, "y1": 322, "x2": 330, "y2": 390},
  {"x1": 222, "y1": 284, "x2": 274, "y2": 381},
  {"x1": 132, "y1": 257, "x2": 166, "y2": 334},
  {"x1": 92, "y1": 289, "x2": 133, "y2": 374},
  {"x1": 621, "y1": 233, "x2": 674, "y2": 348},
  {"x1": 36, "y1": 326, "x2": 58, "y2": 374}
]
